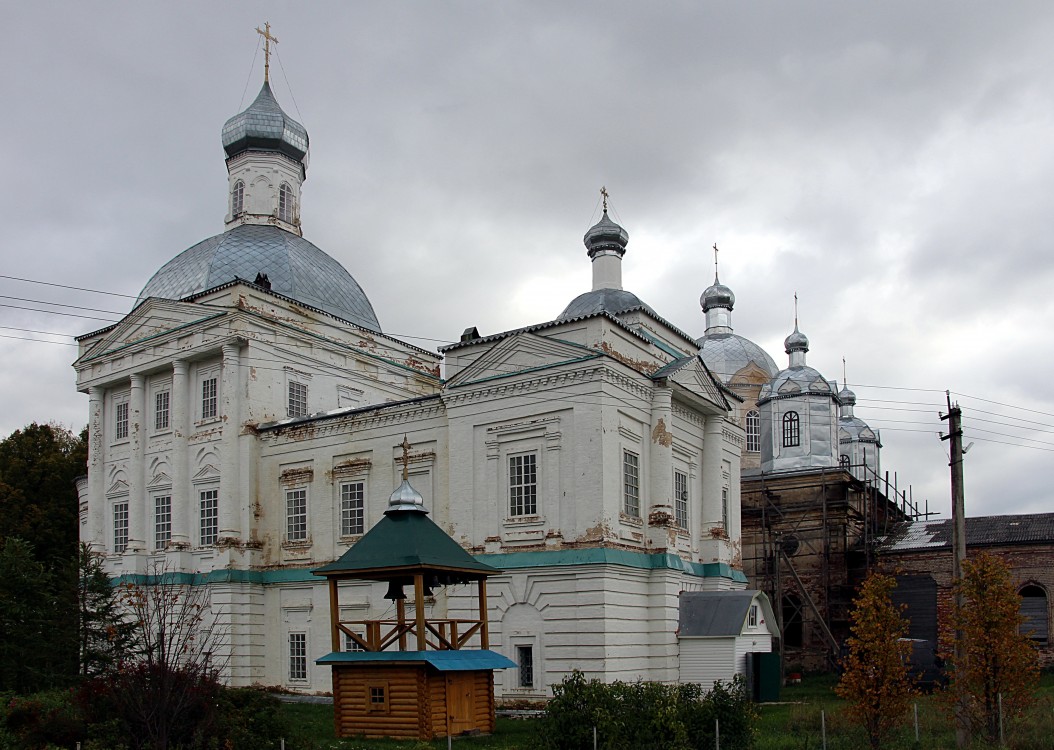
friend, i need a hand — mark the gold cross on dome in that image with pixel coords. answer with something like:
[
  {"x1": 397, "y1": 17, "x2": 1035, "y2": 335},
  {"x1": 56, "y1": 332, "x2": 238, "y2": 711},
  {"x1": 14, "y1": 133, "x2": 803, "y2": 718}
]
[
  {"x1": 399, "y1": 435, "x2": 412, "y2": 481},
  {"x1": 600, "y1": 186, "x2": 609, "y2": 213},
  {"x1": 255, "y1": 22, "x2": 279, "y2": 83}
]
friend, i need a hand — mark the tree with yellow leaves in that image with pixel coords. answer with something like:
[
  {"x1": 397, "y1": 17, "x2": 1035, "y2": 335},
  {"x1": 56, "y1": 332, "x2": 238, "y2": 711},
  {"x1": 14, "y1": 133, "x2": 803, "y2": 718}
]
[
  {"x1": 945, "y1": 552, "x2": 1039, "y2": 744},
  {"x1": 836, "y1": 571, "x2": 917, "y2": 749}
]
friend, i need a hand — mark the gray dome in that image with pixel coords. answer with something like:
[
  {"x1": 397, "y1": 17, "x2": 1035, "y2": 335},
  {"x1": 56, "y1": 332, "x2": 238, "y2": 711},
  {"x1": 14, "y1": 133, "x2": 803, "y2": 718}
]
[
  {"x1": 137, "y1": 224, "x2": 381, "y2": 332},
  {"x1": 839, "y1": 416, "x2": 879, "y2": 443},
  {"x1": 583, "y1": 212, "x2": 629, "y2": 257},
  {"x1": 222, "y1": 82, "x2": 309, "y2": 164},
  {"x1": 557, "y1": 288, "x2": 655, "y2": 321},
  {"x1": 697, "y1": 333, "x2": 778, "y2": 384},
  {"x1": 838, "y1": 386, "x2": 857, "y2": 406},
  {"x1": 785, "y1": 326, "x2": 809, "y2": 353},
  {"x1": 700, "y1": 276, "x2": 735, "y2": 312},
  {"x1": 760, "y1": 365, "x2": 835, "y2": 402}
]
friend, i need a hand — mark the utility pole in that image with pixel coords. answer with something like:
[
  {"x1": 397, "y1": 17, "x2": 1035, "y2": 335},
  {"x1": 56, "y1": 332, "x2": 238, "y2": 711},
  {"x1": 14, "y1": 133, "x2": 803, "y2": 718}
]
[{"x1": 941, "y1": 392, "x2": 968, "y2": 747}]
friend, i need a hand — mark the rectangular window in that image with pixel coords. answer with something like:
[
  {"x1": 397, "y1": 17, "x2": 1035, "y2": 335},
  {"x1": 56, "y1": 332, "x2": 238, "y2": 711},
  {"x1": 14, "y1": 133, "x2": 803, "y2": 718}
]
[
  {"x1": 201, "y1": 376, "x2": 218, "y2": 420},
  {"x1": 517, "y1": 645, "x2": 535, "y2": 688},
  {"x1": 154, "y1": 390, "x2": 170, "y2": 430},
  {"x1": 749, "y1": 604, "x2": 759, "y2": 628},
  {"x1": 722, "y1": 486, "x2": 730, "y2": 532},
  {"x1": 154, "y1": 495, "x2": 172, "y2": 550},
  {"x1": 623, "y1": 451, "x2": 640, "y2": 517},
  {"x1": 508, "y1": 453, "x2": 538, "y2": 517},
  {"x1": 674, "y1": 470, "x2": 688, "y2": 528},
  {"x1": 115, "y1": 401, "x2": 129, "y2": 440},
  {"x1": 114, "y1": 501, "x2": 129, "y2": 553},
  {"x1": 286, "y1": 488, "x2": 308, "y2": 541},
  {"x1": 288, "y1": 380, "x2": 308, "y2": 418},
  {"x1": 289, "y1": 632, "x2": 307, "y2": 680},
  {"x1": 343, "y1": 632, "x2": 365, "y2": 652},
  {"x1": 200, "y1": 489, "x2": 218, "y2": 546},
  {"x1": 340, "y1": 481, "x2": 364, "y2": 536},
  {"x1": 367, "y1": 682, "x2": 389, "y2": 713}
]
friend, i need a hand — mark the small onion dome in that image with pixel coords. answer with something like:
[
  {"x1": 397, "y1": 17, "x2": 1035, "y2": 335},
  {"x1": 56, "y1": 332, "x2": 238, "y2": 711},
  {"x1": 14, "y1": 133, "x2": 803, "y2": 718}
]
[
  {"x1": 222, "y1": 82, "x2": 309, "y2": 164},
  {"x1": 386, "y1": 478, "x2": 428, "y2": 514},
  {"x1": 700, "y1": 275, "x2": 735, "y2": 312},
  {"x1": 785, "y1": 325, "x2": 809, "y2": 354},
  {"x1": 838, "y1": 386, "x2": 857, "y2": 406},
  {"x1": 583, "y1": 211, "x2": 629, "y2": 258}
]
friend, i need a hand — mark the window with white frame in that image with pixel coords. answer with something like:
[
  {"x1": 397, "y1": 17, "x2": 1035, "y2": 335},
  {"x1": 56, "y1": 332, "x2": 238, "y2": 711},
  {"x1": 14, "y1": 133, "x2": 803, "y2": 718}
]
[
  {"x1": 722, "y1": 486, "x2": 730, "y2": 532},
  {"x1": 154, "y1": 495, "x2": 172, "y2": 550},
  {"x1": 286, "y1": 488, "x2": 308, "y2": 542},
  {"x1": 288, "y1": 380, "x2": 308, "y2": 418},
  {"x1": 782, "y1": 411, "x2": 800, "y2": 447},
  {"x1": 231, "y1": 180, "x2": 244, "y2": 215},
  {"x1": 749, "y1": 604, "x2": 758, "y2": 628},
  {"x1": 200, "y1": 372, "x2": 218, "y2": 420},
  {"x1": 288, "y1": 632, "x2": 307, "y2": 680},
  {"x1": 674, "y1": 470, "x2": 688, "y2": 528},
  {"x1": 745, "y1": 410, "x2": 761, "y2": 453},
  {"x1": 517, "y1": 645, "x2": 535, "y2": 688},
  {"x1": 279, "y1": 183, "x2": 294, "y2": 224},
  {"x1": 623, "y1": 450, "x2": 640, "y2": 517},
  {"x1": 508, "y1": 453, "x2": 538, "y2": 517},
  {"x1": 340, "y1": 481, "x2": 364, "y2": 536},
  {"x1": 199, "y1": 488, "x2": 218, "y2": 546},
  {"x1": 154, "y1": 390, "x2": 170, "y2": 431},
  {"x1": 114, "y1": 399, "x2": 129, "y2": 441},
  {"x1": 113, "y1": 501, "x2": 128, "y2": 553},
  {"x1": 343, "y1": 631, "x2": 365, "y2": 652}
]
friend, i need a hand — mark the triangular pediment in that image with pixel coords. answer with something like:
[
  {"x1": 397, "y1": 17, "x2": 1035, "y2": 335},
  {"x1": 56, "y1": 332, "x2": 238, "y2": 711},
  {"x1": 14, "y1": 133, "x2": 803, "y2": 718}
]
[
  {"x1": 76, "y1": 299, "x2": 228, "y2": 365},
  {"x1": 147, "y1": 471, "x2": 172, "y2": 489},
  {"x1": 446, "y1": 331, "x2": 596, "y2": 387},
  {"x1": 193, "y1": 464, "x2": 220, "y2": 482},
  {"x1": 659, "y1": 357, "x2": 727, "y2": 411},
  {"x1": 105, "y1": 479, "x2": 129, "y2": 498}
]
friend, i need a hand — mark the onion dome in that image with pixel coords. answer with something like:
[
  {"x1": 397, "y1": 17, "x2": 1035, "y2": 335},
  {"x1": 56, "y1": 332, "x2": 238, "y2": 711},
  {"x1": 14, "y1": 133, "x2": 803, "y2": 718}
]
[
  {"x1": 838, "y1": 385, "x2": 857, "y2": 407},
  {"x1": 785, "y1": 325, "x2": 809, "y2": 354},
  {"x1": 137, "y1": 224, "x2": 381, "y2": 331},
  {"x1": 387, "y1": 478, "x2": 427, "y2": 514},
  {"x1": 700, "y1": 274, "x2": 735, "y2": 312},
  {"x1": 583, "y1": 211, "x2": 629, "y2": 258},
  {"x1": 221, "y1": 82, "x2": 309, "y2": 165}
]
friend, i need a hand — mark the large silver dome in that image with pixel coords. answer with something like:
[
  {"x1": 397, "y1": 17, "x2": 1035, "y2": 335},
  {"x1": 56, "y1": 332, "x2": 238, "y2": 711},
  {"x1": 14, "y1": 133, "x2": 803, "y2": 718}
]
[
  {"x1": 697, "y1": 333, "x2": 778, "y2": 384},
  {"x1": 557, "y1": 288, "x2": 655, "y2": 321},
  {"x1": 137, "y1": 224, "x2": 381, "y2": 332}
]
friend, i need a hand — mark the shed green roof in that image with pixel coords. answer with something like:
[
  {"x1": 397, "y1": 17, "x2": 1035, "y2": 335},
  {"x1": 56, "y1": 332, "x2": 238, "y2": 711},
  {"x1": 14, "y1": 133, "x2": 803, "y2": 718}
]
[{"x1": 312, "y1": 510, "x2": 500, "y2": 578}]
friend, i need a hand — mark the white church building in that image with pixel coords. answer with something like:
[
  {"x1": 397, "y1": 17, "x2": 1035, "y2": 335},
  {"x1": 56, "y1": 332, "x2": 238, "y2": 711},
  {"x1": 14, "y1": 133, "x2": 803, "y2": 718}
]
[{"x1": 74, "y1": 72, "x2": 748, "y2": 696}]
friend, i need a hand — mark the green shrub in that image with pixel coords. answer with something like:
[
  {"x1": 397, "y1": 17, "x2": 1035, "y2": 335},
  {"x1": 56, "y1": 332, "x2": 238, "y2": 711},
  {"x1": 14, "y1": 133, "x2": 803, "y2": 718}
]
[
  {"x1": 540, "y1": 671, "x2": 757, "y2": 750},
  {"x1": 2, "y1": 689, "x2": 85, "y2": 749}
]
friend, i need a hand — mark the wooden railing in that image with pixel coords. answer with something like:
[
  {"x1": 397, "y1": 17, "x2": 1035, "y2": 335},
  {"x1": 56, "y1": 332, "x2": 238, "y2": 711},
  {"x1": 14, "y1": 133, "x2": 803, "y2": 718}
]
[{"x1": 337, "y1": 618, "x2": 485, "y2": 652}]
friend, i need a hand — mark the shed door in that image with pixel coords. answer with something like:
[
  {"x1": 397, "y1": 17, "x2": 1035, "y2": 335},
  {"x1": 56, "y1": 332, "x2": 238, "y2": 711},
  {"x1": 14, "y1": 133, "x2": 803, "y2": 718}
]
[{"x1": 446, "y1": 672, "x2": 476, "y2": 735}]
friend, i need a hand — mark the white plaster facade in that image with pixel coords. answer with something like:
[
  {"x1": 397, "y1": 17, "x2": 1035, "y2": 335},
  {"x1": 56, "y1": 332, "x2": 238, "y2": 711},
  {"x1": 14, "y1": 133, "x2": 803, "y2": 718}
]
[{"x1": 75, "y1": 78, "x2": 746, "y2": 697}]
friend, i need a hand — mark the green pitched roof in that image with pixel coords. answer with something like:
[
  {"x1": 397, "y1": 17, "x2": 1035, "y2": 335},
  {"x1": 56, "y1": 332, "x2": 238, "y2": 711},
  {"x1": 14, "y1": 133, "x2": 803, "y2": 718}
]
[{"x1": 312, "y1": 510, "x2": 500, "y2": 578}]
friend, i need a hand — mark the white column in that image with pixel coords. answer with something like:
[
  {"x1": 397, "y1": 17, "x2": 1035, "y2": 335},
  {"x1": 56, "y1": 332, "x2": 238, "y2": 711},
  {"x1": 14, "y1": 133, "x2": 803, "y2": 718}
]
[
  {"x1": 87, "y1": 386, "x2": 106, "y2": 549},
  {"x1": 698, "y1": 414, "x2": 726, "y2": 563},
  {"x1": 171, "y1": 360, "x2": 191, "y2": 547},
  {"x1": 219, "y1": 342, "x2": 242, "y2": 542},
  {"x1": 647, "y1": 384, "x2": 675, "y2": 550},
  {"x1": 127, "y1": 374, "x2": 147, "y2": 552}
]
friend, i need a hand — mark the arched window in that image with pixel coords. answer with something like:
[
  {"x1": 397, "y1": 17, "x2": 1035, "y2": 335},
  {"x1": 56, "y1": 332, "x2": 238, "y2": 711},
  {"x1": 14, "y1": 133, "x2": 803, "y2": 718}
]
[
  {"x1": 278, "y1": 183, "x2": 294, "y2": 224},
  {"x1": 231, "y1": 180, "x2": 244, "y2": 216},
  {"x1": 1019, "y1": 584, "x2": 1048, "y2": 645},
  {"x1": 745, "y1": 410, "x2": 761, "y2": 453},
  {"x1": 839, "y1": 454, "x2": 850, "y2": 469},
  {"x1": 782, "y1": 411, "x2": 800, "y2": 447}
]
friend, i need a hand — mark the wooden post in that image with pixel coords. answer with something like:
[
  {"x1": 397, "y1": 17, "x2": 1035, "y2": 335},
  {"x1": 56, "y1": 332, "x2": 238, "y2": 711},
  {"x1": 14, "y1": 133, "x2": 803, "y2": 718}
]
[
  {"x1": 329, "y1": 578, "x2": 341, "y2": 652},
  {"x1": 478, "y1": 579, "x2": 490, "y2": 649},
  {"x1": 415, "y1": 574, "x2": 427, "y2": 651},
  {"x1": 397, "y1": 598, "x2": 407, "y2": 650}
]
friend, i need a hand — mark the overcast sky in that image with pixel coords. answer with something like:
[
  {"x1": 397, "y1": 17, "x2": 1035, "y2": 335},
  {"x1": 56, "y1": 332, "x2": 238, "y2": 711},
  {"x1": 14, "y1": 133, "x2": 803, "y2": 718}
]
[{"x1": 3, "y1": 2, "x2": 1053, "y2": 520}]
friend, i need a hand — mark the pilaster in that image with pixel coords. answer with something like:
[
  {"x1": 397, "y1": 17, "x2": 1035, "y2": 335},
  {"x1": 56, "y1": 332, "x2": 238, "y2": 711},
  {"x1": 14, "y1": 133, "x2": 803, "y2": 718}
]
[
  {"x1": 127, "y1": 374, "x2": 147, "y2": 552},
  {"x1": 171, "y1": 360, "x2": 191, "y2": 548},
  {"x1": 87, "y1": 386, "x2": 106, "y2": 548},
  {"x1": 219, "y1": 342, "x2": 242, "y2": 543}
]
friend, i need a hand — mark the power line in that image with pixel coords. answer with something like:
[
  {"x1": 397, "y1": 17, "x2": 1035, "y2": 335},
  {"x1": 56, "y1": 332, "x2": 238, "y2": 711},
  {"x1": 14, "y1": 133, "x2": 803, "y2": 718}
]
[{"x1": 0, "y1": 274, "x2": 139, "y2": 299}]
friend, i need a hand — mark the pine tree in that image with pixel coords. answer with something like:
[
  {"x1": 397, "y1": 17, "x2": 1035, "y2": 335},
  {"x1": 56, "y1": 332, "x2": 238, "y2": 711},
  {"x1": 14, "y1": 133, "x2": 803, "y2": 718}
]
[
  {"x1": 79, "y1": 543, "x2": 136, "y2": 676},
  {"x1": 836, "y1": 571, "x2": 917, "y2": 749},
  {"x1": 946, "y1": 552, "x2": 1039, "y2": 744}
]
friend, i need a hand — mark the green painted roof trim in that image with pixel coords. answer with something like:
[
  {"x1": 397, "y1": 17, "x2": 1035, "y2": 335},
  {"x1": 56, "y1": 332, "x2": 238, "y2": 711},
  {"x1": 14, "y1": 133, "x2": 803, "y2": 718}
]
[
  {"x1": 449, "y1": 353, "x2": 603, "y2": 388},
  {"x1": 312, "y1": 510, "x2": 500, "y2": 577},
  {"x1": 113, "y1": 548, "x2": 745, "y2": 587},
  {"x1": 316, "y1": 649, "x2": 516, "y2": 671}
]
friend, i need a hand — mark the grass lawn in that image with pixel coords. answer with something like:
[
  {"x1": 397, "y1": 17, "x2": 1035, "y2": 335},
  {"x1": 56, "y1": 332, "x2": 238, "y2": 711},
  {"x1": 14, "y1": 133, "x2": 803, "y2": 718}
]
[{"x1": 278, "y1": 673, "x2": 1054, "y2": 750}]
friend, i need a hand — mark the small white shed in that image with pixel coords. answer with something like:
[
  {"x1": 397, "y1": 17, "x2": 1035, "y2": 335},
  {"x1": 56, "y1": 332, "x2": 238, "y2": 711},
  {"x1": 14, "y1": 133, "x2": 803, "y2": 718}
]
[{"x1": 677, "y1": 590, "x2": 778, "y2": 690}]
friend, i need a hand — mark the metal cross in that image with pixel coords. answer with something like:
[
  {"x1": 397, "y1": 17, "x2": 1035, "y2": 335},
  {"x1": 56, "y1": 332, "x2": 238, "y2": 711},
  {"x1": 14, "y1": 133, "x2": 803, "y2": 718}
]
[
  {"x1": 794, "y1": 292, "x2": 799, "y2": 327},
  {"x1": 255, "y1": 22, "x2": 279, "y2": 83},
  {"x1": 713, "y1": 243, "x2": 719, "y2": 277},
  {"x1": 600, "y1": 186, "x2": 609, "y2": 213},
  {"x1": 399, "y1": 435, "x2": 412, "y2": 481}
]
